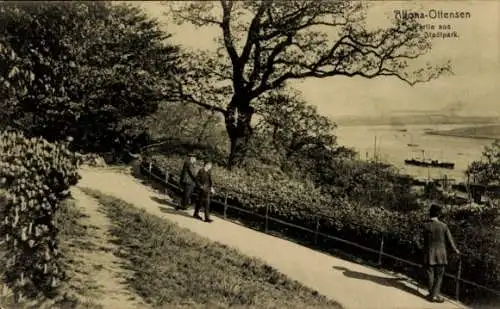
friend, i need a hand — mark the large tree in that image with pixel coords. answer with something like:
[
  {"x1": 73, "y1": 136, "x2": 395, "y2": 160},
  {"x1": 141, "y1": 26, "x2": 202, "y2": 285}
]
[
  {"x1": 0, "y1": 2, "x2": 180, "y2": 155},
  {"x1": 167, "y1": 0, "x2": 452, "y2": 168}
]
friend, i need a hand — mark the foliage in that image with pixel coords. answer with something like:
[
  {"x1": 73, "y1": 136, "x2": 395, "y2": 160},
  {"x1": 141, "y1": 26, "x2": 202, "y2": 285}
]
[
  {"x1": 467, "y1": 140, "x2": 500, "y2": 185},
  {"x1": 142, "y1": 104, "x2": 230, "y2": 166},
  {"x1": 442, "y1": 203, "x2": 500, "y2": 294},
  {"x1": 83, "y1": 188, "x2": 341, "y2": 309},
  {"x1": 0, "y1": 2, "x2": 180, "y2": 156},
  {"x1": 289, "y1": 147, "x2": 420, "y2": 212},
  {"x1": 0, "y1": 131, "x2": 80, "y2": 299},
  {"x1": 0, "y1": 197, "x2": 103, "y2": 308},
  {"x1": 149, "y1": 153, "x2": 411, "y2": 239},
  {"x1": 146, "y1": 102, "x2": 228, "y2": 149},
  {"x1": 167, "y1": 0, "x2": 452, "y2": 167},
  {"x1": 149, "y1": 153, "x2": 417, "y2": 234},
  {"x1": 148, "y1": 153, "x2": 500, "y2": 301},
  {"x1": 248, "y1": 101, "x2": 417, "y2": 212},
  {"x1": 253, "y1": 89, "x2": 338, "y2": 167},
  {"x1": 150, "y1": 154, "x2": 333, "y2": 221}
]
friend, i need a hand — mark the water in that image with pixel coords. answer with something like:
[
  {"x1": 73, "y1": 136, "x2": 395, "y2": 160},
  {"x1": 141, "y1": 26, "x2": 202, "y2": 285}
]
[{"x1": 336, "y1": 124, "x2": 493, "y2": 182}]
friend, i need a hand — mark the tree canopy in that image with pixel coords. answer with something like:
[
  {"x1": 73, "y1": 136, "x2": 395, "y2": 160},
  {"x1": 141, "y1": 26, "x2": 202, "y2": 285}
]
[
  {"x1": 253, "y1": 89, "x2": 338, "y2": 166},
  {"x1": 167, "y1": 0, "x2": 452, "y2": 167},
  {"x1": 467, "y1": 140, "x2": 500, "y2": 186},
  {"x1": 0, "y1": 1, "x2": 180, "y2": 155}
]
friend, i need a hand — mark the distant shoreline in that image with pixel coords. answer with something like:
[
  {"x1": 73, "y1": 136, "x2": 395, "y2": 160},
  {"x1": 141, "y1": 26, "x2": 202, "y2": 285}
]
[
  {"x1": 337, "y1": 121, "x2": 496, "y2": 127},
  {"x1": 333, "y1": 116, "x2": 498, "y2": 127},
  {"x1": 425, "y1": 131, "x2": 499, "y2": 140},
  {"x1": 424, "y1": 124, "x2": 500, "y2": 141}
]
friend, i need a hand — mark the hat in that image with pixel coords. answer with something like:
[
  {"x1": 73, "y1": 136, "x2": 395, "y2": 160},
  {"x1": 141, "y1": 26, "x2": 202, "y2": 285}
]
[{"x1": 429, "y1": 204, "x2": 442, "y2": 217}]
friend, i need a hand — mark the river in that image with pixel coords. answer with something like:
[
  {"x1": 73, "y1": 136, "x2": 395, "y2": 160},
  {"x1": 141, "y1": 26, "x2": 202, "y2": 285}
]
[{"x1": 335, "y1": 124, "x2": 494, "y2": 182}]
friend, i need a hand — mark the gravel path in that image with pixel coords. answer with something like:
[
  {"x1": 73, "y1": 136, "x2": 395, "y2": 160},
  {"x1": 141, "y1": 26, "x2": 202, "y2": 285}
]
[{"x1": 76, "y1": 167, "x2": 468, "y2": 309}]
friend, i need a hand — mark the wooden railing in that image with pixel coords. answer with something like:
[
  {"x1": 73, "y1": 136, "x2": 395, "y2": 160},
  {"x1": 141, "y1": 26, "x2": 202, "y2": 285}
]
[{"x1": 140, "y1": 160, "x2": 500, "y2": 305}]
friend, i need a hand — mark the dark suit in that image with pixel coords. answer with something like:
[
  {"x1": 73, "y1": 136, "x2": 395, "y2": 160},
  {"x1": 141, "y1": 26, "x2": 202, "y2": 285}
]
[
  {"x1": 194, "y1": 168, "x2": 212, "y2": 220},
  {"x1": 179, "y1": 159, "x2": 196, "y2": 209},
  {"x1": 418, "y1": 218, "x2": 459, "y2": 298}
]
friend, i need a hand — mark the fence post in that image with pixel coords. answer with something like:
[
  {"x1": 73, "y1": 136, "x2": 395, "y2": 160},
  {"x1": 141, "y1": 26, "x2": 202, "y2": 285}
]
[
  {"x1": 223, "y1": 193, "x2": 228, "y2": 218},
  {"x1": 264, "y1": 204, "x2": 269, "y2": 233},
  {"x1": 378, "y1": 233, "x2": 385, "y2": 266},
  {"x1": 314, "y1": 217, "x2": 320, "y2": 245},
  {"x1": 455, "y1": 257, "x2": 462, "y2": 301}
]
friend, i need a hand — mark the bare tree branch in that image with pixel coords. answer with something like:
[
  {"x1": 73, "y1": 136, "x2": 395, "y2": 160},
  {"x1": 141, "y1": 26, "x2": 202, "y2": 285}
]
[
  {"x1": 240, "y1": 2, "x2": 267, "y2": 69},
  {"x1": 167, "y1": 1, "x2": 222, "y2": 27},
  {"x1": 172, "y1": 81, "x2": 227, "y2": 114},
  {"x1": 168, "y1": 49, "x2": 231, "y2": 115},
  {"x1": 248, "y1": 36, "x2": 262, "y2": 90},
  {"x1": 167, "y1": 1, "x2": 453, "y2": 166},
  {"x1": 168, "y1": 0, "x2": 452, "y2": 105},
  {"x1": 252, "y1": 34, "x2": 293, "y2": 97},
  {"x1": 258, "y1": 19, "x2": 452, "y2": 91},
  {"x1": 220, "y1": 0, "x2": 239, "y2": 69}
]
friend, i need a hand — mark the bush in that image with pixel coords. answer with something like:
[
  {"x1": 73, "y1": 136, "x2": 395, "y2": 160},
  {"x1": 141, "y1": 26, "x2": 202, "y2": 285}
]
[
  {"x1": 0, "y1": 2, "x2": 181, "y2": 156},
  {"x1": 150, "y1": 154, "x2": 333, "y2": 223},
  {"x1": 0, "y1": 130, "x2": 80, "y2": 299},
  {"x1": 145, "y1": 137, "x2": 228, "y2": 167},
  {"x1": 295, "y1": 153, "x2": 421, "y2": 212},
  {"x1": 147, "y1": 152, "x2": 500, "y2": 303},
  {"x1": 146, "y1": 102, "x2": 228, "y2": 150},
  {"x1": 149, "y1": 153, "x2": 422, "y2": 234},
  {"x1": 444, "y1": 203, "x2": 500, "y2": 294}
]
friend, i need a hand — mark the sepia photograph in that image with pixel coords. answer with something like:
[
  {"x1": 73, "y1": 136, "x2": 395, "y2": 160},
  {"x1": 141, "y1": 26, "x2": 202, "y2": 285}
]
[{"x1": 0, "y1": 1, "x2": 499, "y2": 309}]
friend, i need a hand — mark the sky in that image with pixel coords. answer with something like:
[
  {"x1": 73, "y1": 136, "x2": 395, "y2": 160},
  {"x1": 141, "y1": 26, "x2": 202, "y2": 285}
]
[{"x1": 131, "y1": 1, "x2": 500, "y2": 118}]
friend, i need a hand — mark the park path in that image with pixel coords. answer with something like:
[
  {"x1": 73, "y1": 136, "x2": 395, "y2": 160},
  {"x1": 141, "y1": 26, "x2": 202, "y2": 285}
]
[
  {"x1": 76, "y1": 167, "x2": 468, "y2": 309},
  {"x1": 69, "y1": 187, "x2": 150, "y2": 309}
]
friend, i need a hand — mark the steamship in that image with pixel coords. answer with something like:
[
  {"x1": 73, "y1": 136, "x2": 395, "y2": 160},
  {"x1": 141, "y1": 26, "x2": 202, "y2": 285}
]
[{"x1": 404, "y1": 149, "x2": 454, "y2": 169}]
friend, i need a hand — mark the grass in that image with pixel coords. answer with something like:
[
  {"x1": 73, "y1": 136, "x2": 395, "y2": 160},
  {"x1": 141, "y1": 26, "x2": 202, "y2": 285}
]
[
  {"x1": 80, "y1": 187, "x2": 342, "y2": 309},
  {"x1": 426, "y1": 124, "x2": 500, "y2": 140},
  {"x1": 0, "y1": 195, "x2": 103, "y2": 309},
  {"x1": 54, "y1": 197, "x2": 103, "y2": 309}
]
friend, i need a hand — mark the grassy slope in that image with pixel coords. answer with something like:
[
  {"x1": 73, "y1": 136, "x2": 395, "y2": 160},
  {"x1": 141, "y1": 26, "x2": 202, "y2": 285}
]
[
  {"x1": 426, "y1": 124, "x2": 500, "y2": 140},
  {"x1": 81, "y1": 188, "x2": 342, "y2": 309}
]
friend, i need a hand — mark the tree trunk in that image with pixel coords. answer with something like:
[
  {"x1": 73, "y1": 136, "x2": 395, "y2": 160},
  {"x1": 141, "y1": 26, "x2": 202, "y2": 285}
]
[
  {"x1": 196, "y1": 111, "x2": 215, "y2": 145},
  {"x1": 225, "y1": 96, "x2": 254, "y2": 169}
]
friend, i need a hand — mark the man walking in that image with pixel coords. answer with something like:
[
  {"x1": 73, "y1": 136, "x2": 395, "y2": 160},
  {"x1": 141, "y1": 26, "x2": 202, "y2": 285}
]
[
  {"x1": 416, "y1": 204, "x2": 460, "y2": 303},
  {"x1": 193, "y1": 161, "x2": 214, "y2": 223},
  {"x1": 178, "y1": 154, "x2": 197, "y2": 210}
]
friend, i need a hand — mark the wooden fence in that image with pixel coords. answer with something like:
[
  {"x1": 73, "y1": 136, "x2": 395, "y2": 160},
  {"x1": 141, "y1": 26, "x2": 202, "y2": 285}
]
[{"x1": 140, "y1": 160, "x2": 500, "y2": 304}]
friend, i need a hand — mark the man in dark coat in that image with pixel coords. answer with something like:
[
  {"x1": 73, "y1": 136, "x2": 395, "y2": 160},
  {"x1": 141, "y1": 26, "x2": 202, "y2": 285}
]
[
  {"x1": 178, "y1": 154, "x2": 197, "y2": 210},
  {"x1": 193, "y1": 161, "x2": 214, "y2": 223},
  {"x1": 416, "y1": 204, "x2": 460, "y2": 303}
]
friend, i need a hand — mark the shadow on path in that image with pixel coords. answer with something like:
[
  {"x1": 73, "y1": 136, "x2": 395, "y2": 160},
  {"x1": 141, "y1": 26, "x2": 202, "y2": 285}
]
[
  {"x1": 332, "y1": 265, "x2": 428, "y2": 300},
  {"x1": 151, "y1": 196, "x2": 178, "y2": 208},
  {"x1": 150, "y1": 196, "x2": 197, "y2": 220}
]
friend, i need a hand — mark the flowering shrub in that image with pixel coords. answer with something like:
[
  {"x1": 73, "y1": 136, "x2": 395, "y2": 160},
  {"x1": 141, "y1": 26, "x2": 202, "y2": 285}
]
[{"x1": 0, "y1": 131, "x2": 80, "y2": 299}]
